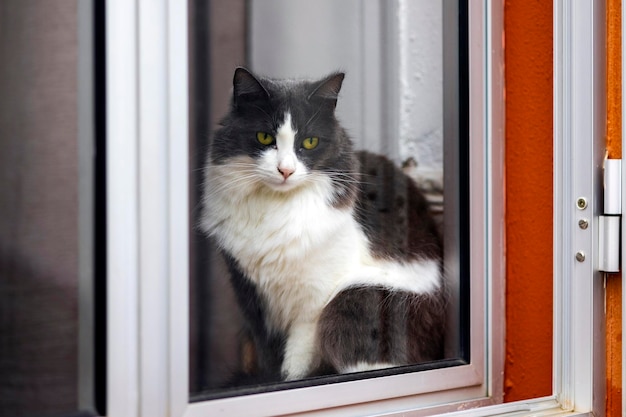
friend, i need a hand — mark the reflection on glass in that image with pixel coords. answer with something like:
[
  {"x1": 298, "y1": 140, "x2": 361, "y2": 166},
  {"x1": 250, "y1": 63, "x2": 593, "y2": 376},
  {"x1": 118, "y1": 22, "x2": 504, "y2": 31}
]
[
  {"x1": 190, "y1": 0, "x2": 464, "y2": 398},
  {"x1": 0, "y1": 2, "x2": 92, "y2": 415}
]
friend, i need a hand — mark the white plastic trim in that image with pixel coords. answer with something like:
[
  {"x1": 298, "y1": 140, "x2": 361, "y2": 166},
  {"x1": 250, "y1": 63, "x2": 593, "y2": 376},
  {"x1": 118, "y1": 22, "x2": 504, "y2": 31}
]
[
  {"x1": 106, "y1": 0, "x2": 189, "y2": 416},
  {"x1": 167, "y1": 0, "x2": 190, "y2": 415},
  {"x1": 137, "y1": 0, "x2": 170, "y2": 414},
  {"x1": 106, "y1": 0, "x2": 140, "y2": 415}
]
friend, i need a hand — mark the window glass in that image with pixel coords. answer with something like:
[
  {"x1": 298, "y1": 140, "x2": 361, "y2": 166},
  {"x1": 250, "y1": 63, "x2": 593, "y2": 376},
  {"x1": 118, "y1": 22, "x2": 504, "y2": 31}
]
[
  {"x1": 189, "y1": 0, "x2": 468, "y2": 399},
  {"x1": 0, "y1": 1, "x2": 104, "y2": 415}
]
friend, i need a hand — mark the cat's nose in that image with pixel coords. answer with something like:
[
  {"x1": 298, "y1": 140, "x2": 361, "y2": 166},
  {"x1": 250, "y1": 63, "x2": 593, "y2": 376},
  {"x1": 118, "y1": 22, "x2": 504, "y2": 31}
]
[{"x1": 277, "y1": 166, "x2": 294, "y2": 179}]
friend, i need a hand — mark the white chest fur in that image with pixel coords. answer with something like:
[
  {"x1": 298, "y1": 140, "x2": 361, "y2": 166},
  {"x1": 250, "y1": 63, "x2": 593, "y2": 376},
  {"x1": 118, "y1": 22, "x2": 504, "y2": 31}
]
[
  {"x1": 201, "y1": 157, "x2": 441, "y2": 379},
  {"x1": 202, "y1": 159, "x2": 364, "y2": 331}
]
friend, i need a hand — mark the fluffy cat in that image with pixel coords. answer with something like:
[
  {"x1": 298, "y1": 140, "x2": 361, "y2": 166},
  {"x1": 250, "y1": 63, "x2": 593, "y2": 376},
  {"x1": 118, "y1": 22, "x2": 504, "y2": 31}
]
[{"x1": 200, "y1": 68, "x2": 446, "y2": 384}]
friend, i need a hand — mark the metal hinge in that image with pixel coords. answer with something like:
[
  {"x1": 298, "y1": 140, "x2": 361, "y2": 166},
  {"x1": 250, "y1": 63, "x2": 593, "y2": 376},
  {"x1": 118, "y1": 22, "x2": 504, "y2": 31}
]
[{"x1": 599, "y1": 158, "x2": 621, "y2": 273}]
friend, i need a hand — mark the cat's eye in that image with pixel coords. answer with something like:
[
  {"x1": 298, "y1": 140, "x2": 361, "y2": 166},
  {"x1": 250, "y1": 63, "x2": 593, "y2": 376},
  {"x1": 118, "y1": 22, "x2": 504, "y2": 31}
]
[
  {"x1": 302, "y1": 136, "x2": 319, "y2": 150},
  {"x1": 256, "y1": 131, "x2": 274, "y2": 145}
]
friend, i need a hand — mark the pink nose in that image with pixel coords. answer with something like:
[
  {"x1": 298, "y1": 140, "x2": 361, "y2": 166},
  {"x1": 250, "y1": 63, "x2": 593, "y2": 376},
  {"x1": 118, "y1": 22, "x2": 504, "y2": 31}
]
[{"x1": 277, "y1": 166, "x2": 294, "y2": 179}]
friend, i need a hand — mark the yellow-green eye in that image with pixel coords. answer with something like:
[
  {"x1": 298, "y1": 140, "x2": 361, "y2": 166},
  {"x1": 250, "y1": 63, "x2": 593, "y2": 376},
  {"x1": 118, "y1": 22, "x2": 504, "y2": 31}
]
[
  {"x1": 302, "y1": 136, "x2": 319, "y2": 150},
  {"x1": 256, "y1": 132, "x2": 274, "y2": 146}
]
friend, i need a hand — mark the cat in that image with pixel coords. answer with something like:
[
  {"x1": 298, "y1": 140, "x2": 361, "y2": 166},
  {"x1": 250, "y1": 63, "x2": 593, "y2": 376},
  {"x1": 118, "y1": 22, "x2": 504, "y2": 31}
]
[{"x1": 200, "y1": 67, "x2": 446, "y2": 384}]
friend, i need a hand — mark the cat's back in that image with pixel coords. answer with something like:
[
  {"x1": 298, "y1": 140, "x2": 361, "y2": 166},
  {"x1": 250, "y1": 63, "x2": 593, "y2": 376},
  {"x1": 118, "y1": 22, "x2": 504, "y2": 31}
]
[
  {"x1": 354, "y1": 151, "x2": 442, "y2": 263},
  {"x1": 315, "y1": 151, "x2": 446, "y2": 373}
]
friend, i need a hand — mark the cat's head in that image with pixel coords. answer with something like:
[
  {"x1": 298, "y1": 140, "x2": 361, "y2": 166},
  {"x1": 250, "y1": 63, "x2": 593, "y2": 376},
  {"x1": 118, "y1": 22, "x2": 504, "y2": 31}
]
[{"x1": 209, "y1": 68, "x2": 357, "y2": 203}]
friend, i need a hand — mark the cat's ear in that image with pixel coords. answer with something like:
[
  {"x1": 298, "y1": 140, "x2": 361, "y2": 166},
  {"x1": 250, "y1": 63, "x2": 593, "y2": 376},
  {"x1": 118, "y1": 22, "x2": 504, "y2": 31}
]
[
  {"x1": 233, "y1": 67, "x2": 269, "y2": 107},
  {"x1": 308, "y1": 72, "x2": 345, "y2": 109}
]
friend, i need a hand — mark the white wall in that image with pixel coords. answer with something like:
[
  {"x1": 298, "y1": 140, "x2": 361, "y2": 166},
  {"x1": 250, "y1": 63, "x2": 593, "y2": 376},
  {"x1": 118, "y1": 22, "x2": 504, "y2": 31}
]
[
  {"x1": 249, "y1": 0, "x2": 443, "y2": 183},
  {"x1": 395, "y1": 0, "x2": 443, "y2": 180}
]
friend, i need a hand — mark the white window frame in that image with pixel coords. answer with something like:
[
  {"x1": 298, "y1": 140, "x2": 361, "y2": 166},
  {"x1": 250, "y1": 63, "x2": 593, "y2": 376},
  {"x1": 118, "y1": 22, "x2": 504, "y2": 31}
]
[{"x1": 104, "y1": 0, "x2": 605, "y2": 416}]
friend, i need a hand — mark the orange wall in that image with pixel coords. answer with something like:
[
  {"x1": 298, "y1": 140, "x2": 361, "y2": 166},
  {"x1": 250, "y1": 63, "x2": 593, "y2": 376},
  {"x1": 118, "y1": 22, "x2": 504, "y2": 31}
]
[
  {"x1": 607, "y1": 0, "x2": 622, "y2": 160},
  {"x1": 606, "y1": 0, "x2": 622, "y2": 415},
  {"x1": 504, "y1": 0, "x2": 554, "y2": 401}
]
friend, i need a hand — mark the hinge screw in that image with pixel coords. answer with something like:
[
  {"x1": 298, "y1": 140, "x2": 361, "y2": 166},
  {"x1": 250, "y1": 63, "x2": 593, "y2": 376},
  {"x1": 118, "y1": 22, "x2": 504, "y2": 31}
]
[
  {"x1": 575, "y1": 251, "x2": 586, "y2": 262},
  {"x1": 578, "y1": 219, "x2": 589, "y2": 229},
  {"x1": 576, "y1": 197, "x2": 588, "y2": 210}
]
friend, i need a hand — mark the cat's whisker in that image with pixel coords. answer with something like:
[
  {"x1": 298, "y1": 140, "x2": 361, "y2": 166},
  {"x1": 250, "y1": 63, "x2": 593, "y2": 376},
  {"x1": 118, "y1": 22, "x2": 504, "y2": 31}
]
[
  {"x1": 205, "y1": 174, "x2": 261, "y2": 195},
  {"x1": 209, "y1": 176, "x2": 259, "y2": 192},
  {"x1": 303, "y1": 108, "x2": 321, "y2": 129},
  {"x1": 306, "y1": 172, "x2": 361, "y2": 187}
]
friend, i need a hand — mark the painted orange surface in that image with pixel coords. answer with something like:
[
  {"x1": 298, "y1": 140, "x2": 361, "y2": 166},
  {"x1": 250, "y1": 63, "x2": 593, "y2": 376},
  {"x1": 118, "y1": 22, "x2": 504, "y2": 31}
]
[
  {"x1": 503, "y1": 0, "x2": 554, "y2": 401},
  {"x1": 607, "y1": 0, "x2": 622, "y2": 161},
  {"x1": 606, "y1": 0, "x2": 622, "y2": 416},
  {"x1": 606, "y1": 275, "x2": 622, "y2": 417}
]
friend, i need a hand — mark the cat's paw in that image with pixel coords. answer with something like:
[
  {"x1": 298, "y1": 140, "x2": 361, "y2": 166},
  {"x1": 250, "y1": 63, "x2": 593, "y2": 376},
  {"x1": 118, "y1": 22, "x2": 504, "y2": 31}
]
[
  {"x1": 281, "y1": 322, "x2": 318, "y2": 380},
  {"x1": 281, "y1": 358, "x2": 311, "y2": 381},
  {"x1": 341, "y1": 361, "x2": 397, "y2": 374}
]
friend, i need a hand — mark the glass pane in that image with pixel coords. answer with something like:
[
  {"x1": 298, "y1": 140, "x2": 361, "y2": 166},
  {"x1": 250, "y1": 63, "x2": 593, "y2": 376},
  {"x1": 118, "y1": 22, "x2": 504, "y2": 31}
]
[
  {"x1": 0, "y1": 1, "x2": 103, "y2": 415},
  {"x1": 189, "y1": 0, "x2": 468, "y2": 399}
]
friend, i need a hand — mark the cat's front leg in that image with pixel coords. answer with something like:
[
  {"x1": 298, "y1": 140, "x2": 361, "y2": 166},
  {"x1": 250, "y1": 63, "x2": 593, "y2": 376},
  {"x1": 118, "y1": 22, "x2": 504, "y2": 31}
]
[{"x1": 281, "y1": 321, "x2": 320, "y2": 380}]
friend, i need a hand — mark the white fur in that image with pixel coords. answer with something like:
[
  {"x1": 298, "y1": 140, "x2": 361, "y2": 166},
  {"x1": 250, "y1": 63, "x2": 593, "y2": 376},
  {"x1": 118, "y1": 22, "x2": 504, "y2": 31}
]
[
  {"x1": 201, "y1": 113, "x2": 441, "y2": 380},
  {"x1": 275, "y1": 112, "x2": 298, "y2": 178},
  {"x1": 341, "y1": 362, "x2": 397, "y2": 374}
]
